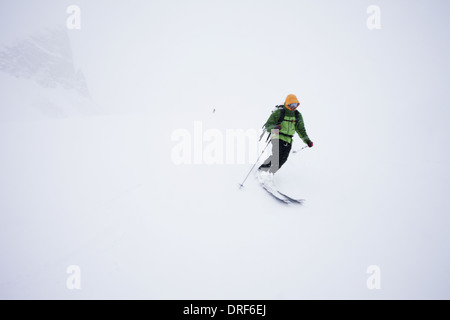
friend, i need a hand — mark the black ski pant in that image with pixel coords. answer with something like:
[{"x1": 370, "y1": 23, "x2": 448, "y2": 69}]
[{"x1": 259, "y1": 139, "x2": 292, "y2": 174}]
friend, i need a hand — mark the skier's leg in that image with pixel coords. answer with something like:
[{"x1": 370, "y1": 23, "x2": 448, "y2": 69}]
[
  {"x1": 259, "y1": 139, "x2": 277, "y2": 171},
  {"x1": 278, "y1": 141, "x2": 292, "y2": 169},
  {"x1": 259, "y1": 139, "x2": 278, "y2": 171},
  {"x1": 269, "y1": 140, "x2": 291, "y2": 174},
  {"x1": 258, "y1": 155, "x2": 272, "y2": 171},
  {"x1": 267, "y1": 139, "x2": 281, "y2": 174}
]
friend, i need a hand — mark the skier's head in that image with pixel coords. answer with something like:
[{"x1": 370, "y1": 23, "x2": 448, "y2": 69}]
[{"x1": 285, "y1": 94, "x2": 300, "y2": 111}]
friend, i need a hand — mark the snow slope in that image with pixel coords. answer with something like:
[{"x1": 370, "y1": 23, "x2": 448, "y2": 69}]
[{"x1": 1, "y1": 0, "x2": 450, "y2": 299}]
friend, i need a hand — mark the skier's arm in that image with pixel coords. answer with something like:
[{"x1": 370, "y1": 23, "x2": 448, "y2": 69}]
[
  {"x1": 264, "y1": 110, "x2": 281, "y2": 131},
  {"x1": 296, "y1": 113, "x2": 312, "y2": 145}
]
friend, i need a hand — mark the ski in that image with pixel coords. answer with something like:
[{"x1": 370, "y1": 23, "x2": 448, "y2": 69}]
[
  {"x1": 255, "y1": 170, "x2": 302, "y2": 205},
  {"x1": 277, "y1": 191, "x2": 304, "y2": 205},
  {"x1": 259, "y1": 181, "x2": 292, "y2": 204}
]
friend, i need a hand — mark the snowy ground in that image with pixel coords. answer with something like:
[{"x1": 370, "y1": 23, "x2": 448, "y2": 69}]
[
  {"x1": 1, "y1": 108, "x2": 449, "y2": 299},
  {"x1": 1, "y1": 0, "x2": 450, "y2": 299}
]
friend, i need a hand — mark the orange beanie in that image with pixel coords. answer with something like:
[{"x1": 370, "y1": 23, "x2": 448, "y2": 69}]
[{"x1": 285, "y1": 94, "x2": 300, "y2": 110}]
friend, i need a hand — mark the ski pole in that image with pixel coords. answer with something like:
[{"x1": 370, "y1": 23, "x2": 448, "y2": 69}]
[
  {"x1": 258, "y1": 127, "x2": 266, "y2": 141},
  {"x1": 292, "y1": 145, "x2": 308, "y2": 154},
  {"x1": 239, "y1": 139, "x2": 271, "y2": 189}
]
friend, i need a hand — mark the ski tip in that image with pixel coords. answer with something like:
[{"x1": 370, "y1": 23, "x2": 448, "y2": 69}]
[{"x1": 282, "y1": 198, "x2": 304, "y2": 205}]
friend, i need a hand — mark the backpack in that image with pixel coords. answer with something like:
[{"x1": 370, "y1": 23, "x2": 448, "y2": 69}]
[
  {"x1": 259, "y1": 105, "x2": 300, "y2": 141},
  {"x1": 274, "y1": 105, "x2": 300, "y2": 126}
]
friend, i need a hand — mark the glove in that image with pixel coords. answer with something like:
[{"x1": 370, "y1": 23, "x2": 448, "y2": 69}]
[
  {"x1": 271, "y1": 125, "x2": 281, "y2": 134},
  {"x1": 307, "y1": 140, "x2": 314, "y2": 148}
]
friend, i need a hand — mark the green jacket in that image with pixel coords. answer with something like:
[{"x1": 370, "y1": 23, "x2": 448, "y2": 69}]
[{"x1": 264, "y1": 106, "x2": 311, "y2": 145}]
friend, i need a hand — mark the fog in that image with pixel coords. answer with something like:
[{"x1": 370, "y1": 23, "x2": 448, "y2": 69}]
[{"x1": 0, "y1": 0, "x2": 449, "y2": 299}]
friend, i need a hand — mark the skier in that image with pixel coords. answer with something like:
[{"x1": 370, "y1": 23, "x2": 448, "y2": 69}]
[{"x1": 258, "y1": 94, "x2": 313, "y2": 175}]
